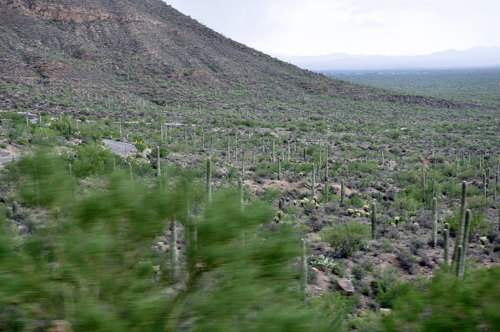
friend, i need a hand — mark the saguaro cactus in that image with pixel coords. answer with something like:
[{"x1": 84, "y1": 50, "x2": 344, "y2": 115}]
[
  {"x1": 311, "y1": 164, "x2": 315, "y2": 199},
  {"x1": 272, "y1": 139, "x2": 276, "y2": 163},
  {"x1": 12, "y1": 201, "x2": 18, "y2": 214},
  {"x1": 341, "y1": 179, "x2": 345, "y2": 205},
  {"x1": 156, "y1": 146, "x2": 161, "y2": 177},
  {"x1": 452, "y1": 181, "x2": 467, "y2": 262},
  {"x1": 483, "y1": 173, "x2": 487, "y2": 199},
  {"x1": 241, "y1": 150, "x2": 245, "y2": 180},
  {"x1": 206, "y1": 158, "x2": 212, "y2": 204},
  {"x1": 444, "y1": 222, "x2": 450, "y2": 269},
  {"x1": 457, "y1": 209, "x2": 471, "y2": 278},
  {"x1": 371, "y1": 202, "x2": 377, "y2": 239},
  {"x1": 422, "y1": 169, "x2": 427, "y2": 203},
  {"x1": 238, "y1": 177, "x2": 244, "y2": 210},
  {"x1": 431, "y1": 198, "x2": 438, "y2": 248},
  {"x1": 171, "y1": 221, "x2": 178, "y2": 280},
  {"x1": 455, "y1": 245, "x2": 463, "y2": 277},
  {"x1": 300, "y1": 239, "x2": 307, "y2": 300},
  {"x1": 278, "y1": 158, "x2": 281, "y2": 180},
  {"x1": 325, "y1": 175, "x2": 329, "y2": 202}
]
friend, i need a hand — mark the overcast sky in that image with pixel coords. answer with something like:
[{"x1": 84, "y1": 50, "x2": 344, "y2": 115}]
[{"x1": 165, "y1": 0, "x2": 500, "y2": 57}]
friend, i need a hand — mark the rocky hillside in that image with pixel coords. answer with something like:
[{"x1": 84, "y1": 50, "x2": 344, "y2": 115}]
[{"x1": 0, "y1": 0, "x2": 469, "y2": 119}]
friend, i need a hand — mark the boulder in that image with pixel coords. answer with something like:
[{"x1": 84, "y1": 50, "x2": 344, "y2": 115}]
[{"x1": 336, "y1": 278, "x2": 355, "y2": 294}]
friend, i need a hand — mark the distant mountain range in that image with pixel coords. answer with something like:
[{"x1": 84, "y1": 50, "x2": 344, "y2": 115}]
[{"x1": 278, "y1": 47, "x2": 500, "y2": 71}]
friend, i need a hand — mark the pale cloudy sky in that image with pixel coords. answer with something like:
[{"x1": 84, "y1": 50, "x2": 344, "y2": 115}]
[{"x1": 165, "y1": 0, "x2": 500, "y2": 56}]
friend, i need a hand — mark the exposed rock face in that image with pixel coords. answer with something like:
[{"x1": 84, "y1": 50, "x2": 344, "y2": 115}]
[{"x1": 30, "y1": 4, "x2": 112, "y2": 23}]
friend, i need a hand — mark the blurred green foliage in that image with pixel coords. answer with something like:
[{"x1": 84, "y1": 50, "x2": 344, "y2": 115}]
[
  {"x1": 0, "y1": 152, "x2": 356, "y2": 331},
  {"x1": 382, "y1": 267, "x2": 500, "y2": 331}
]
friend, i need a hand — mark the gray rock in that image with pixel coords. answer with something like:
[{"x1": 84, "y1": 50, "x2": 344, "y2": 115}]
[{"x1": 336, "y1": 278, "x2": 355, "y2": 294}]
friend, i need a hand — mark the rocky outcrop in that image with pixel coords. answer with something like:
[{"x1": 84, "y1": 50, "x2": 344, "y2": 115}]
[{"x1": 30, "y1": 4, "x2": 112, "y2": 23}]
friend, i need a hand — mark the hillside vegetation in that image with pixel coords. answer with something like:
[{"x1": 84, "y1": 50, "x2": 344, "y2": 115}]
[{"x1": 1, "y1": 0, "x2": 500, "y2": 331}]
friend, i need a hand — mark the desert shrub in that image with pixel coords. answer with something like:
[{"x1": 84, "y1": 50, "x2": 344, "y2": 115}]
[
  {"x1": 71, "y1": 142, "x2": 115, "y2": 177},
  {"x1": 347, "y1": 195, "x2": 364, "y2": 209},
  {"x1": 371, "y1": 267, "x2": 404, "y2": 309},
  {"x1": 382, "y1": 267, "x2": 500, "y2": 331},
  {"x1": 147, "y1": 146, "x2": 169, "y2": 158},
  {"x1": 467, "y1": 196, "x2": 493, "y2": 209},
  {"x1": 349, "y1": 160, "x2": 378, "y2": 173},
  {"x1": 395, "y1": 192, "x2": 422, "y2": 212},
  {"x1": 319, "y1": 222, "x2": 370, "y2": 258},
  {"x1": 394, "y1": 171, "x2": 420, "y2": 187},
  {"x1": 396, "y1": 249, "x2": 417, "y2": 272},
  {"x1": 134, "y1": 142, "x2": 147, "y2": 153},
  {"x1": 342, "y1": 134, "x2": 355, "y2": 143},
  {"x1": 387, "y1": 130, "x2": 401, "y2": 139},
  {"x1": 262, "y1": 187, "x2": 281, "y2": 203},
  {"x1": 449, "y1": 182, "x2": 481, "y2": 198},
  {"x1": 445, "y1": 210, "x2": 488, "y2": 237},
  {"x1": 18, "y1": 151, "x2": 74, "y2": 207},
  {"x1": 351, "y1": 264, "x2": 368, "y2": 280}
]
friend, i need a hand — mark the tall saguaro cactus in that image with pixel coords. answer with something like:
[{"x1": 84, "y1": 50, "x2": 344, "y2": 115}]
[
  {"x1": 171, "y1": 221, "x2": 178, "y2": 280},
  {"x1": 452, "y1": 181, "x2": 467, "y2": 262},
  {"x1": 457, "y1": 209, "x2": 472, "y2": 278},
  {"x1": 444, "y1": 222, "x2": 450, "y2": 269},
  {"x1": 431, "y1": 198, "x2": 438, "y2": 248},
  {"x1": 341, "y1": 179, "x2": 345, "y2": 205},
  {"x1": 206, "y1": 158, "x2": 212, "y2": 204},
  {"x1": 371, "y1": 202, "x2": 377, "y2": 239},
  {"x1": 483, "y1": 173, "x2": 487, "y2": 199},
  {"x1": 238, "y1": 177, "x2": 244, "y2": 210},
  {"x1": 156, "y1": 146, "x2": 161, "y2": 178},
  {"x1": 278, "y1": 158, "x2": 281, "y2": 180},
  {"x1": 300, "y1": 239, "x2": 307, "y2": 300},
  {"x1": 311, "y1": 164, "x2": 315, "y2": 199},
  {"x1": 422, "y1": 169, "x2": 427, "y2": 203}
]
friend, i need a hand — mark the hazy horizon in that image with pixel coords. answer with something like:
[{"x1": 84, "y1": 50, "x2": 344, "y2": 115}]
[
  {"x1": 272, "y1": 46, "x2": 500, "y2": 59},
  {"x1": 165, "y1": 0, "x2": 500, "y2": 57}
]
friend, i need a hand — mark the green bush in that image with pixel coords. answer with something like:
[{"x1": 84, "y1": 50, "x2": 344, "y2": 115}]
[
  {"x1": 1, "y1": 174, "x2": 347, "y2": 332},
  {"x1": 262, "y1": 187, "x2": 281, "y2": 203},
  {"x1": 371, "y1": 268, "x2": 404, "y2": 309},
  {"x1": 395, "y1": 192, "x2": 422, "y2": 212},
  {"x1": 148, "y1": 146, "x2": 169, "y2": 158},
  {"x1": 71, "y1": 142, "x2": 115, "y2": 177},
  {"x1": 382, "y1": 267, "x2": 500, "y2": 331},
  {"x1": 319, "y1": 222, "x2": 370, "y2": 258},
  {"x1": 347, "y1": 195, "x2": 364, "y2": 209},
  {"x1": 445, "y1": 210, "x2": 488, "y2": 237},
  {"x1": 135, "y1": 142, "x2": 147, "y2": 153}
]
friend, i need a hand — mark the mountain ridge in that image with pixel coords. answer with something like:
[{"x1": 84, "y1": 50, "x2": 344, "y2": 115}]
[
  {"x1": 280, "y1": 47, "x2": 500, "y2": 71},
  {"x1": 0, "y1": 0, "x2": 476, "y2": 118}
]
